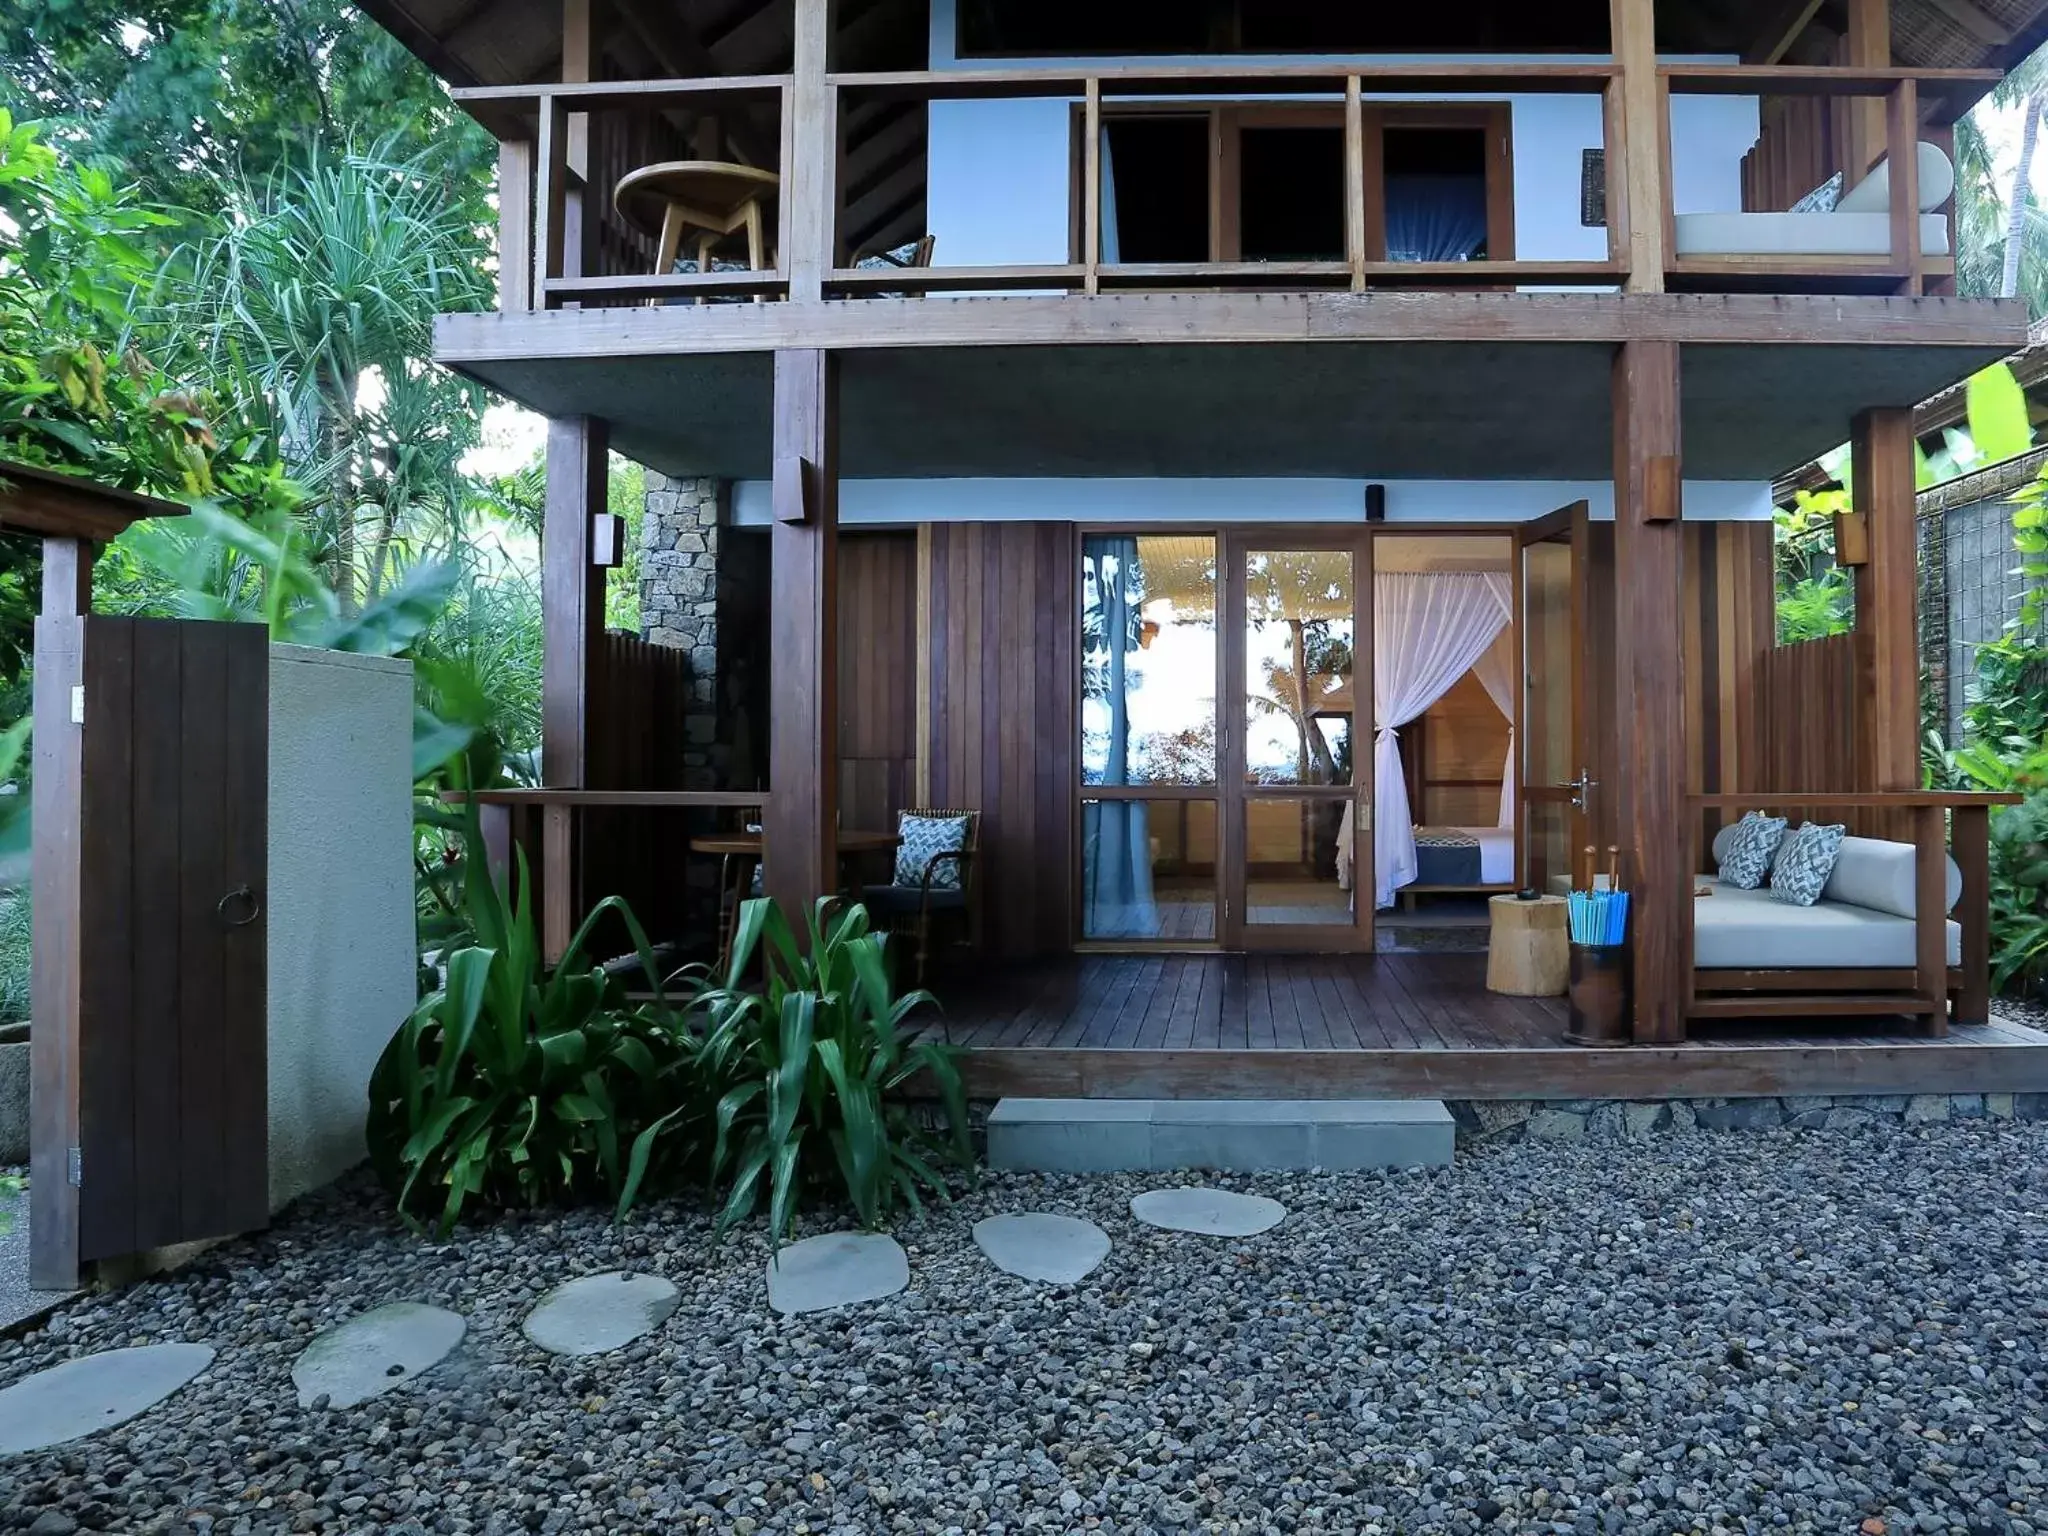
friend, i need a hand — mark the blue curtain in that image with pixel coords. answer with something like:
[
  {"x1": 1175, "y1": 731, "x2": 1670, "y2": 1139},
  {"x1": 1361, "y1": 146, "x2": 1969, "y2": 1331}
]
[
  {"x1": 1081, "y1": 537, "x2": 1155, "y2": 938},
  {"x1": 1384, "y1": 175, "x2": 1488, "y2": 263}
]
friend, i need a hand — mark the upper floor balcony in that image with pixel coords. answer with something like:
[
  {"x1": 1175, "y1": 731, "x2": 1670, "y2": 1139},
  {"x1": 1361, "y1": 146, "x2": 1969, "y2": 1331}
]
[{"x1": 463, "y1": 55, "x2": 2002, "y2": 315}]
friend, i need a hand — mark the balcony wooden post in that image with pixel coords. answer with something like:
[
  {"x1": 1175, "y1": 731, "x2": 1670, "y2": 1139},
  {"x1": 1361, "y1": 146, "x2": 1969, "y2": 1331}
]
[
  {"x1": 1886, "y1": 78, "x2": 1921, "y2": 294},
  {"x1": 1084, "y1": 79, "x2": 1102, "y2": 295},
  {"x1": 1612, "y1": 339, "x2": 1688, "y2": 1041},
  {"x1": 1610, "y1": 0, "x2": 1667, "y2": 290},
  {"x1": 1344, "y1": 77, "x2": 1366, "y2": 290},
  {"x1": 540, "y1": 415, "x2": 608, "y2": 962},
  {"x1": 561, "y1": 0, "x2": 593, "y2": 288},
  {"x1": 1846, "y1": 0, "x2": 1891, "y2": 184},
  {"x1": 499, "y1": 140, "x2": 534, "y2": 312},
  {"x1": 1850, "y1": 407, "x2": 1921, "y2": 809},
  {"x1": 786, "y1": 0, "x2": 835, "y2": 302},
  {"x1": 1954, "y1": 803, "x2": 1991, "y2": 1025},
  {"x1": 764, "y1": 350, "x2": 840, "y2": 921}
]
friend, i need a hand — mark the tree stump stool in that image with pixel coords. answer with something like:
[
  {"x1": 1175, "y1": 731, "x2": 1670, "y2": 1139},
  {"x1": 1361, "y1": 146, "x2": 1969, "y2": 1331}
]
[{"x1": 1486, "y1": 893, "x2": 1569, "y2": 996}]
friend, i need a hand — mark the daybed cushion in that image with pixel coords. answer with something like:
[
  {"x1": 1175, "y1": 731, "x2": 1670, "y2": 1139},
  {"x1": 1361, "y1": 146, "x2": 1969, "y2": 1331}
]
[
  {"x1": 1694, "y1": 880, "x2": 1960, "y2": 969},
  {"x1": 1673, "y1": 210, "x2": 1949, "y2": 258},
  {"x1": 1709, "y1": 826, "x2": 1962, "y2": 917},
  {"x1": 1835, "y1": 141, "x2": 1956, "y2": 215}
]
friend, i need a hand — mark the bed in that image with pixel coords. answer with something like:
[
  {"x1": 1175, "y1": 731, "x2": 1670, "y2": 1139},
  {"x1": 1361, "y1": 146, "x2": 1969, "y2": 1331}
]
[{"x1": 1410, "y1": 826, "x2": 1516, "y2": 889}]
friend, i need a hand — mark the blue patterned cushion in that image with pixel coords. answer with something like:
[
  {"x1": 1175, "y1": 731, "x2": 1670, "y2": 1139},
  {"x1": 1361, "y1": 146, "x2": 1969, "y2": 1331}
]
[
  {"x1": 1718, "y1": 811, "x2": 1788, "y2": 890},
  {"x1": 895, "y1": 813, "x2": 968, "y2": 890},
  {"x1": 1768, "y1": 822, "x2": 1847, "y2": 907},
  {"x1": 1790, "y1": 172, "x2": 1843, "y2": 214}
]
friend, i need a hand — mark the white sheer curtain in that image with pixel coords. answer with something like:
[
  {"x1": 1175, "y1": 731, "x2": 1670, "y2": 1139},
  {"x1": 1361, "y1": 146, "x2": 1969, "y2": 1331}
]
[
  {"x1": 1373, "y1": 572, "x2": 1513, "y2": 908},
  {"x1": 1470, "y1": 626, "x2": 1518, "y2": 830}
]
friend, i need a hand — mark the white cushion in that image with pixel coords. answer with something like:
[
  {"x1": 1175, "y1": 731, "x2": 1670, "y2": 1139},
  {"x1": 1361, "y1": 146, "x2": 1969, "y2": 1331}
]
[
  {"x1": 1822, "y1": 834, "x2": 1962, "y2": 919},
  {"x1": 1694, "y1": 881, "x2": 1959, "y2": 969},
  {"x1": 1835, "y1": 142, "x2": 1956, "y2": 214},
  {"x1": 1673, "y1": 210, "x2": 1950, "y2": 258}
]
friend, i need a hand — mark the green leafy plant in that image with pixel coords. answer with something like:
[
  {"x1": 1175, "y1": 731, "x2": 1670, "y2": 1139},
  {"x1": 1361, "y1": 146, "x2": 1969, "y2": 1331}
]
[
  {"x1": 365, "y1": 794, "x2": 700, "y2": 1233},
  {"x1": 664, "y1": 897, "x2": 970, "y2": 1250}
]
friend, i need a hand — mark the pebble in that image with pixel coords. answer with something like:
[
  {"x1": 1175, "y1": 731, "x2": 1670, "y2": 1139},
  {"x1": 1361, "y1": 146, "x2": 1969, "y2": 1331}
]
[{"x1": 0, "y1": 1121, "x2": 2043, "y2": 1534}]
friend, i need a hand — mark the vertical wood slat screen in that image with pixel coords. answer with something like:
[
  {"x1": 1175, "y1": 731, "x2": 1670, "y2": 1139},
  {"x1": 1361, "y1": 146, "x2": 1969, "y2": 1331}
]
[
  {"x1": 836, "y1": 533, "x2": 918, "y2": 837},
  {"x1": 578, "y1": 631, "x2": 695, "y2": 948}
]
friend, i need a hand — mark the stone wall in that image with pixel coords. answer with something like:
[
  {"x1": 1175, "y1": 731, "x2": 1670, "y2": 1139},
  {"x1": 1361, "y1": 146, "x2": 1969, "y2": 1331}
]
[
  {"x1": 1452, "y1": 1093, "x2": 2048, "y2": 1143},
  {"x1": 639, "y1": 473, "x2": 725, "y2": 788}
]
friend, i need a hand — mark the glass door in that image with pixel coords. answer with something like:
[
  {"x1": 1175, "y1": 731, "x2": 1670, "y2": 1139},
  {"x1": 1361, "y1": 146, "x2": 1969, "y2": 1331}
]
[
  {"x1": 1516, "y1": 501, "x2": 1592, "y2": 893},
  {"x1": 1221, "y1": 533, "x2": 1372, "y2": 951}
]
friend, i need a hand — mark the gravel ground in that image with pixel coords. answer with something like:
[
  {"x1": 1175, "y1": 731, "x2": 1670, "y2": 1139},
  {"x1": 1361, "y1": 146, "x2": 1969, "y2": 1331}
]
[{"x1": 5, "y1": 1120, "x2": 2048, "y2": 1535}]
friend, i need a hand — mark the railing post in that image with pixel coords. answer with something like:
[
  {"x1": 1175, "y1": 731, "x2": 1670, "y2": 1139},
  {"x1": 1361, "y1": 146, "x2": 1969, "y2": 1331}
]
[
  {"x1": 534, "y1": 94, "x2": 567, "y2": 311},
  {"x1": 786, "y1": 0, "x2": 835, "y2": 302},
  {"x1": 1609, "y1": 0, "x2": 1667, "y2": 291},
  {"x1": 1915, "y1": 804, "x2": 1949, "y2": 1034},
  {"x1": 498, "y1": 140, "x2": 535, "y2": 312},
  {"x1": 1084, "y1": 78, "x2": 1101, "y2": 294},
  {"x1": 1886, "y1": 78, "x2": 1921, "y2": 295},
  {"x1": 1954, "y1": 803, "x2": 1991, "y2": 1025},
  {"x1": 1344, "y1": 76, "x2": 1365, "y2": 290}
]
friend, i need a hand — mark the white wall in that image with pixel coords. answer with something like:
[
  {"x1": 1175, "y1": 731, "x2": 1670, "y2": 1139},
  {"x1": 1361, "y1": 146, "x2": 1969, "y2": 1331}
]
[
  {"x1": 922, "y1": 2, "x2": 1760, "y2": 271},
  {"x1": 266, "y1": 644, "x2": 416, "y2": 1213},
  {"x1": 732, "y1": 477, "x2": 1774, "y2": 527}
]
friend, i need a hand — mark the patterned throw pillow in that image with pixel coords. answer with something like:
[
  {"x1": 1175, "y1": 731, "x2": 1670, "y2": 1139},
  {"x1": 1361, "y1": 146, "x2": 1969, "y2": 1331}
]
[
  {"x1": 1769, "y1": 822, "x2": 1848, "y2": 907},
  {"x1": 895, "y1": 813, "x2": 969, "y2": 890},
  {"x1": 1718, "y1": 811, "x2": 1788, "y2": 890},
  {"x1": 1790, "y1": 171, "x2": 1844, "y2": 215}
]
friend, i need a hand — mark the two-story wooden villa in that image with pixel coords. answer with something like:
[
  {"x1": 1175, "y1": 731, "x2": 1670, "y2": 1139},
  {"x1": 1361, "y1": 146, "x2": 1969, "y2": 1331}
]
[{"x1": 364, "y1": 0, "x2": 2048, "y2": 1100}]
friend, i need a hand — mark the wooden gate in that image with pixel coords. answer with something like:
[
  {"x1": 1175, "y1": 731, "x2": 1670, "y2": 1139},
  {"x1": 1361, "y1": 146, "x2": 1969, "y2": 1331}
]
[{"x1": 32, "y1": 617, "x2": 269, "y2": 1287}]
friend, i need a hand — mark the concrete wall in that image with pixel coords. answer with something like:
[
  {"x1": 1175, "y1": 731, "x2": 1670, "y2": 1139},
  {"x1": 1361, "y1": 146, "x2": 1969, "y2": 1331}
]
[
  {"x1": 731, "y1": 477, "x2": 1776, "y2": 527},
  {"x1": 266, "y1": 644, "x2": 416, "y2": 1213},
  {"x1": 923, "y1": 1, "x2": 1760, "y2": 274}
]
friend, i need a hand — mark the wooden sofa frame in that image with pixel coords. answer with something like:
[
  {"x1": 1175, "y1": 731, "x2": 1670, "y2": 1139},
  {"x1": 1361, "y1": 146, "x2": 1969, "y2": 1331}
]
[{"x1": 1684, "y1": 792, "x2": 2015, "y2": 1034}]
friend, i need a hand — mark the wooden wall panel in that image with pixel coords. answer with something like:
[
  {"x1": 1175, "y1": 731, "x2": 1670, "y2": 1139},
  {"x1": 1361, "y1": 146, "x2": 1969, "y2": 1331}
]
[
  {"x1": 837, "y1": 532, "x2": 919, "y2": 834},
  {"x1": 1419, "y1": 671, "x2": 1511, "y2": 827},
  {"x1": 1677, "y1": 519, "x2": 1774, "y2": 862},
  {"x1": 925, "y1": 523, "x2": 1076, "y2": 959}
]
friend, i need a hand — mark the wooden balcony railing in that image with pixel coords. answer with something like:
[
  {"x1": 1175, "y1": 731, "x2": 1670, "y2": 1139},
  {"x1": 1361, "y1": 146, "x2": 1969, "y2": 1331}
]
[{"x1": 457, "y1": 60, "x2": 2001, "y2": 313}]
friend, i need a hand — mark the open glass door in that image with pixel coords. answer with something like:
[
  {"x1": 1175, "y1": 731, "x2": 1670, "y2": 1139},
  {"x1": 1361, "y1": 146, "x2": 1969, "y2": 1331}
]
[
  {"x1": 1516, "y1": 501, "x2": 1594, "y2": 892},
  {"x1": 1221, "y1": 533, "x2": 1372, "y2": 951}
]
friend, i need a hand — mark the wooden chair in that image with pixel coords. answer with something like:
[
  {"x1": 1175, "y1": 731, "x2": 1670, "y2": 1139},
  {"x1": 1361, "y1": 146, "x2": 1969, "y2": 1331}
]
[
  {"x1": 860, "y1": 807, "x2": 980, "y2": 985},
  {"x1": 847, "y1": 234, "x2": 937, "y2": 296}
]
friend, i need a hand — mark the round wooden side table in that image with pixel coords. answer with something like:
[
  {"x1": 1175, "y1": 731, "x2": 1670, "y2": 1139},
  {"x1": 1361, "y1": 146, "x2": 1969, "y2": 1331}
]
[{"x1": 1486, "y1": 893, "x2": 1569, "y2": 997}]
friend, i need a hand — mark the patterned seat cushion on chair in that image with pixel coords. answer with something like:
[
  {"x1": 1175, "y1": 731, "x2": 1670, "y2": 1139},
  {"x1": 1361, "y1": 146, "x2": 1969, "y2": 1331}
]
[
  {"x1": 1769, "y1": 822, "x2": 1848, "y2": 907},
  {"x1": 1717, "y1": 811, "x2": 1788, "y2": 890},
  {"x1": 895, "y1": 814, "x2": 969, "y2": 889}
]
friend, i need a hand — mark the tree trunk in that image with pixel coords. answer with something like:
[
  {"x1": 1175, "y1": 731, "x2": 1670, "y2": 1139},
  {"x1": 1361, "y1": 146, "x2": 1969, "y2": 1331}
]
[{"x1": 2002, "y1": 93, "x2": 2044, "y2": 299}]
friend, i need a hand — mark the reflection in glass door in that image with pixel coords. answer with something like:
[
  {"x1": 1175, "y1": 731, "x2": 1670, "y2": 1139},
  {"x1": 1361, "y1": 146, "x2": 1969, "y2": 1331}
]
[
  {"x1": 1223, "y1": 537, "x2": 1371, "y2": 950},
  {"x1": 1078, "y1": 534, "x2": 1219, "y2": 943}
]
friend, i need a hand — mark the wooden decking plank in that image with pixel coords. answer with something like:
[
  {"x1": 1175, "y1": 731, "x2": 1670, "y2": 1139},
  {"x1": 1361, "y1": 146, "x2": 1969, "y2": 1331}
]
[
  {"x1": 1268, "y1": 956, "x2": 1307, "y2": 1049},
  {"x1": 1100, "y1": 956, "x2": 1166, "y2": 1049},
  {"x1": 1218, "y1": 954, "x2": 1250, "y2": 1048},
  {"x1": 1350, "y1": 957, "x2": 1436, "y2": 1050},
  {"x1": 1374, "y1": 957, "x2": 1471, "y2": 1050}
]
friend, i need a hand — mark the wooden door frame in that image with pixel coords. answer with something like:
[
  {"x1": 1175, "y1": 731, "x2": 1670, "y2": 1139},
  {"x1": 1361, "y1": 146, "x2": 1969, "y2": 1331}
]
[
  {"x1": 1515, "y1": 500, "x2": 1593, "y2": 891},
  {"x1": 1220, "y1": 528, "x2": 1374, "y2": 952}
]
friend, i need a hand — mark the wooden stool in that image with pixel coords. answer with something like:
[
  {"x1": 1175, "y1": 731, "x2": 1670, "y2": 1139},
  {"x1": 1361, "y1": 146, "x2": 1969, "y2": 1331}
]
[{"x1": 1486, "y1": 893, "x2": 1569, "y2": 996}]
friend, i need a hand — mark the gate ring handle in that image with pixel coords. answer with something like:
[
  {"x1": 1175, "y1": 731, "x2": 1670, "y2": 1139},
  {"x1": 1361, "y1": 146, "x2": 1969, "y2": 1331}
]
[{"x1": 217, "y1": 884, "x2": 262, "y2": 927}]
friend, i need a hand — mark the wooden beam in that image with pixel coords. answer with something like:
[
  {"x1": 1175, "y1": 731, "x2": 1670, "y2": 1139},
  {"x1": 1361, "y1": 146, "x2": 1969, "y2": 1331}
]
[
  {"x1": 1743, "y1": 0, "x2": 1829, "y2": 65},
  {"x1": 435, "y1": 289, "x2": 2032, "y2": 361},
  {"x1": 1083, "y1": 79, "x2": 1101, "y2": 295},
  {"x1": 1887, "y1": 78, "x2": 1922, "y2": 294},
  {"x1": 0, "y1": 460, "x2": 185, "y2": 542},
  {"x1": 1845, "y1": 0, "x2": 1892, "y2": 183},
  {"x1": 561, "y1": 0, "x2": 592, "y2": 284},
  {"x1": 1612, "y1": 339, "x2": 1689, "y2": 1043},
  {"x1": 498, "y1": 139, "x2": 534, "y2": 313},
  {"x1": 1849, "y1": 406, "x2": 1921, "y2": 794},
  {"x1": 763, "y1": 350, "x2": 839, "y2": 920},
  {"x1": 1610, "y1": 0, "x2": 1667, "y2": 289},
  {"x1": 540, "y1": 415, "x2": 608, "y2": 962},
  {"x1": 785, "y1": 0, "x2": 836, "y2": 303}
]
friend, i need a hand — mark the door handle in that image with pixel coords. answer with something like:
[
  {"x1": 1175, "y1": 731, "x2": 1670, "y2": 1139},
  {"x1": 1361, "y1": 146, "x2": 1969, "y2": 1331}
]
[
  {"x1": 217, "y1": 884, "x2": 262, "y2": 928},
  {"x1": 1554, "y1": 770, "x2": 1597, "y2": 810}
]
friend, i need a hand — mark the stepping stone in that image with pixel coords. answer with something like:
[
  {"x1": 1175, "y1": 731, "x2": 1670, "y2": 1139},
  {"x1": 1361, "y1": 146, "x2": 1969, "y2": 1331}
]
[
  {"x1": 973, "y1": 1213, "x2": 1111, "y2": 1284},
  {"x1": 293, "y1": 1302, "x2": 465, "y2": 1409},
  {"x1": 0, "y1": 1342, "x2": 213, "y2": 1455},
  {"x1": 765, "y1": 1232, "x2": 908, "y2": 1315},
  {"x1": 523, "y1": 1271, "x2": 679, "y2": 1356},
  {"x1": 1131, "y1": 1186, "x2": 1286, "y2": 1237}
]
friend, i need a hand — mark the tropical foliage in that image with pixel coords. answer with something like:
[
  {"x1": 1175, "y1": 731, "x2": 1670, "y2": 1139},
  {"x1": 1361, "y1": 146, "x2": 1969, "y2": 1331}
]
[{"x1": 369, "y1": 798, "x2": 971, "y2": 1240}]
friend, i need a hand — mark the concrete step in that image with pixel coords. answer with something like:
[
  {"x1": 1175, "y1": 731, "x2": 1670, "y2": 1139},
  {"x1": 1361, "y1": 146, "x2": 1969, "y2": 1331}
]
[{"x1": 987, "y1": 1098, "x2": 1454, "y2": 1174}]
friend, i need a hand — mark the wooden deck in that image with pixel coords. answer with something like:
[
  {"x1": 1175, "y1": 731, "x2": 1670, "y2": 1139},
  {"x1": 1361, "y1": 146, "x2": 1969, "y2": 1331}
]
[{"x1": 932, "y1": 954, "x2": 2048, "y2": 1101}]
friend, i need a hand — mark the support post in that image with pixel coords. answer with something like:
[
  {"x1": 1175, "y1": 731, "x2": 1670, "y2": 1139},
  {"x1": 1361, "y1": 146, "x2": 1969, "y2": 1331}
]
[
  {"x1": 764, "y1": 350, "x2": 839, "y2": 921},
  {"x1": 1612, "y1": 340, "x2": 1689, "y2": 1042},
  {"x1": 28, "y1": 536, "x2": 89, "y2": 1289},
  {"x1": 1610, "y1": 0, "x2": 1668, "y2": 290},
  {"x1": 561, "y1": 0, "x2": 593, "y2": 288},
  {"x1": 540, "y1": 416, "x2": 608, "y2": 962},
  {"x1": 1849, "y1": 407, "x2": 1920, "y2": 796},
  {"x1": 785, "y1": 0, "x2": 835, "y2": 302},
  {"x1": 1845, "y1": 0, "x2": 1892, "y2": 185},
  {"x1": 498, "y1": 139, "x2": 534, "y2": 312}
]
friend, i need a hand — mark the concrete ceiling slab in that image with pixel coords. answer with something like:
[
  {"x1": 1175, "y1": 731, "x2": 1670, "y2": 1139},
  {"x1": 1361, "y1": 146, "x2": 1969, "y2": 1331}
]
[{"x1": 456, "y1": 339, "x2": 2009, "y2": 483}]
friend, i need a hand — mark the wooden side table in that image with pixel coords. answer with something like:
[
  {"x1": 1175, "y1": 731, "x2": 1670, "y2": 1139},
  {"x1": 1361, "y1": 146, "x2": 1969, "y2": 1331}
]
[{"x1": 1486, "y1": 893, "x2": 1569, "y2": 996}]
